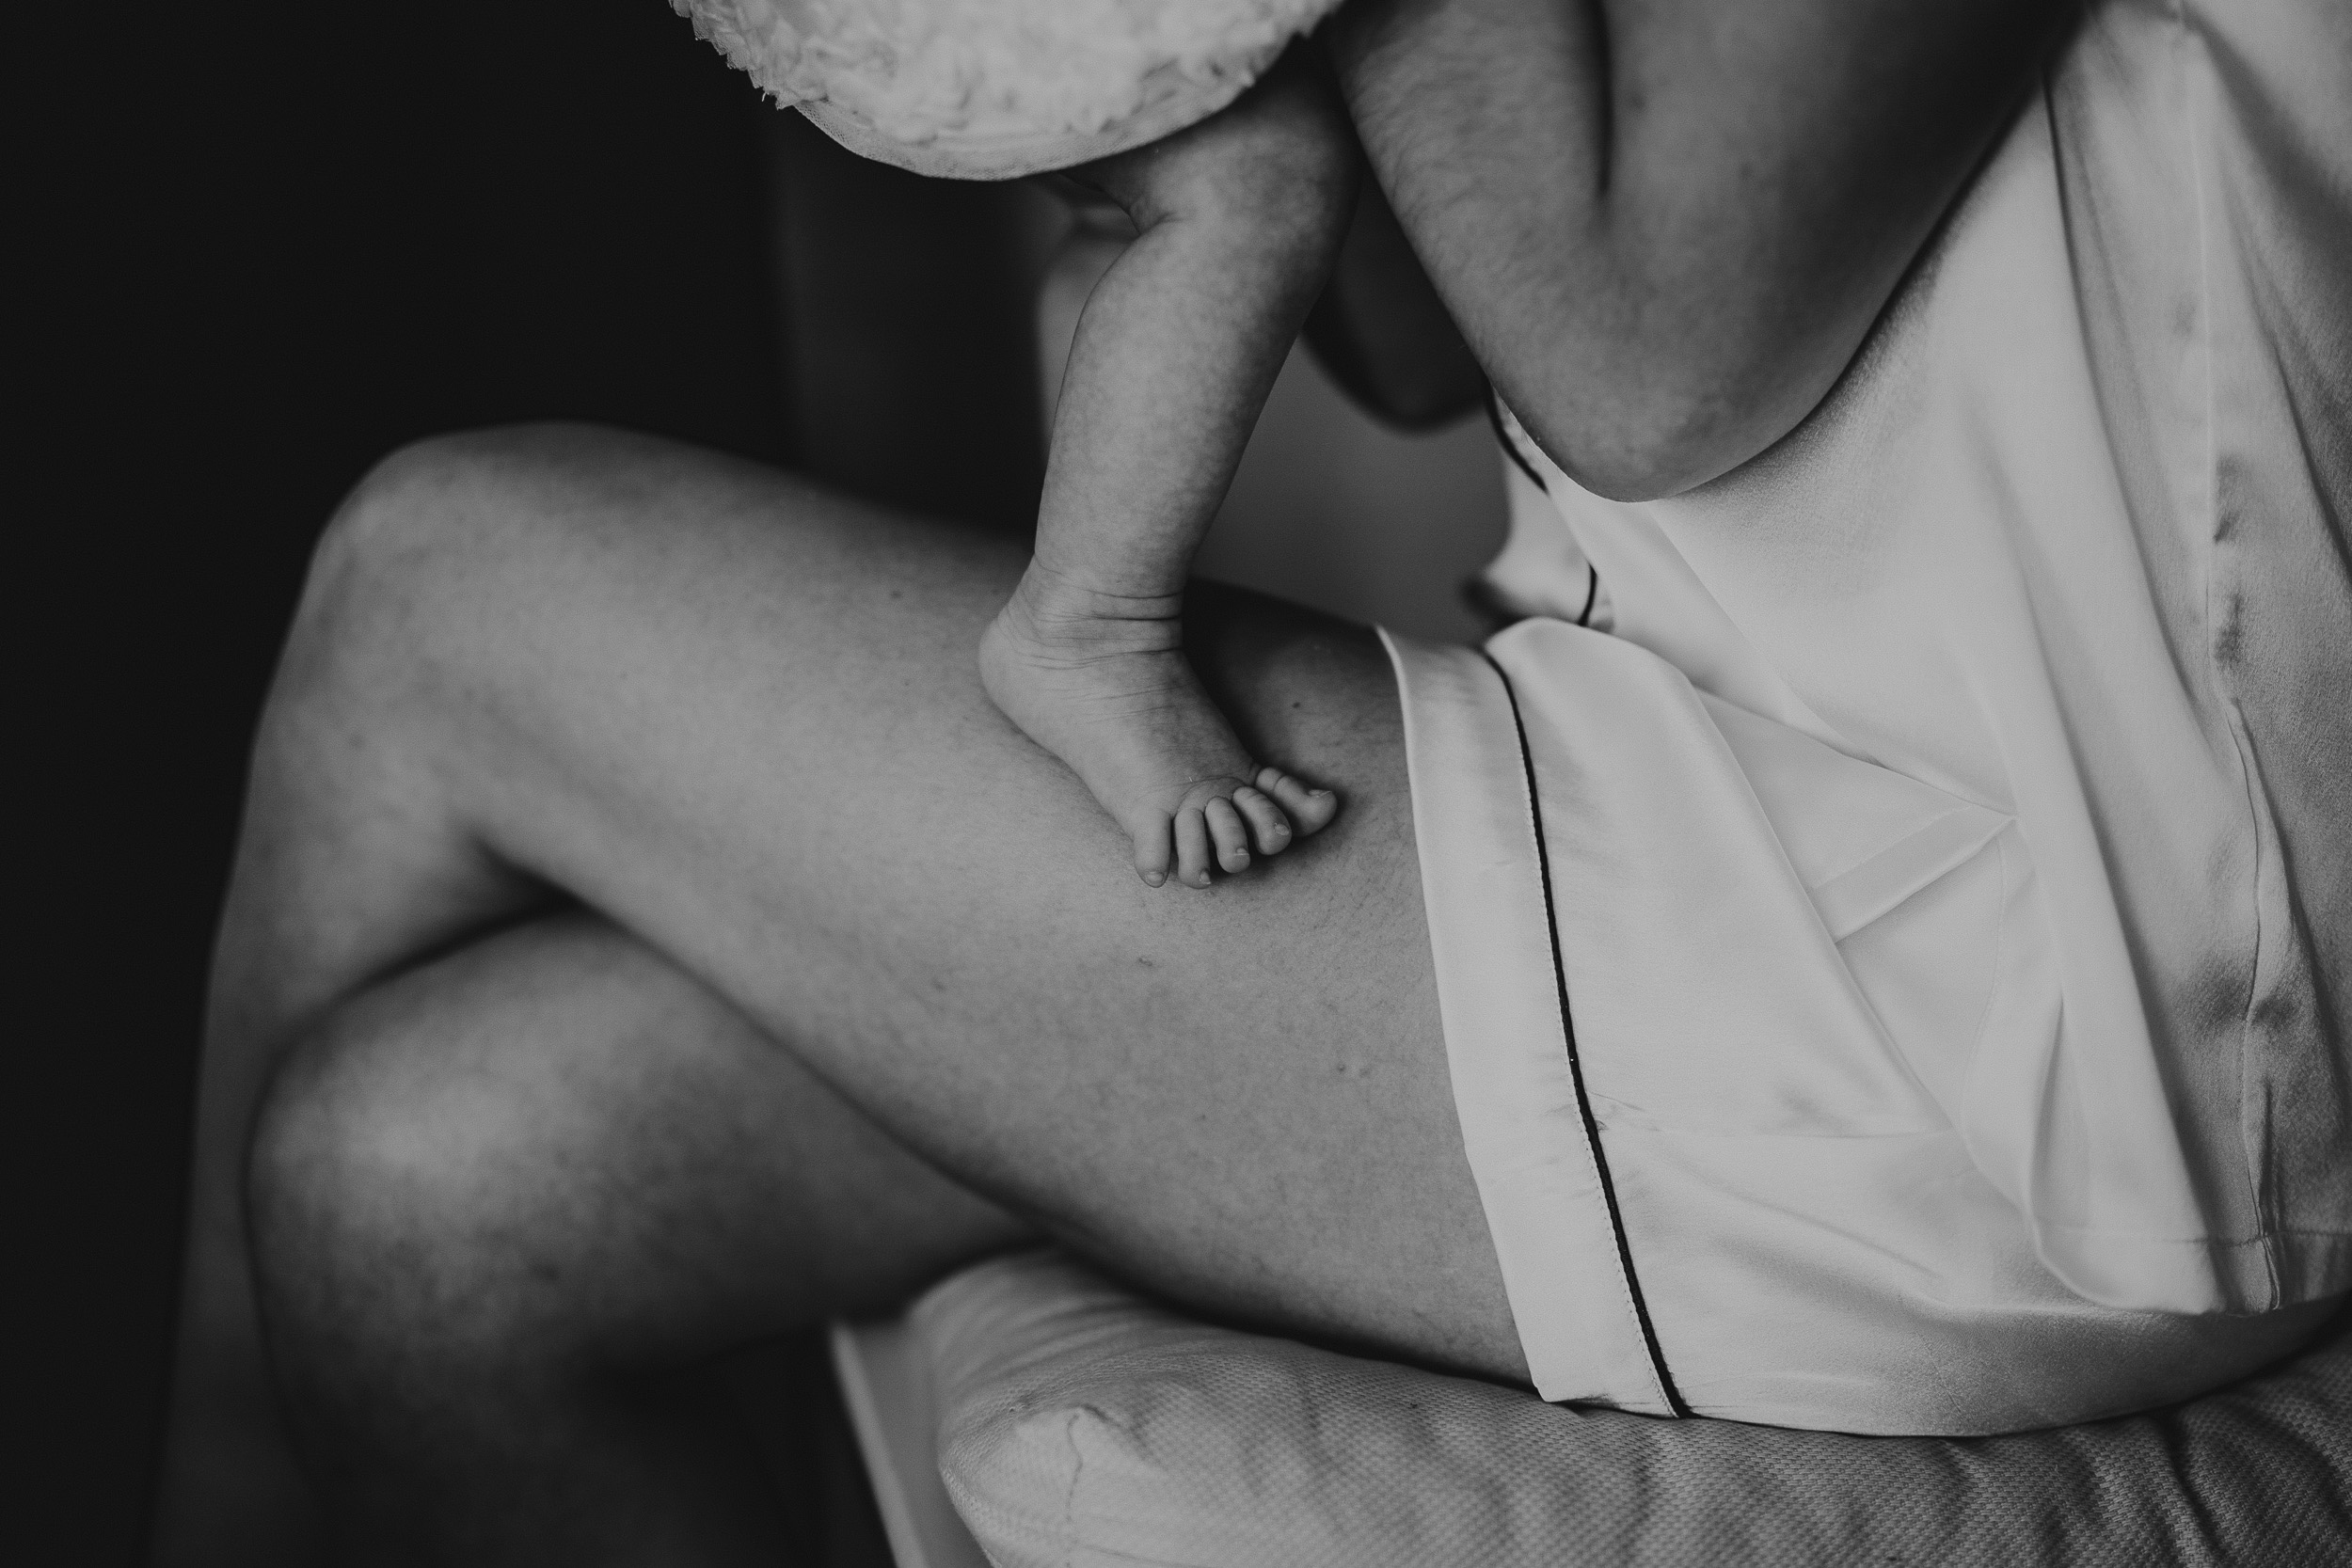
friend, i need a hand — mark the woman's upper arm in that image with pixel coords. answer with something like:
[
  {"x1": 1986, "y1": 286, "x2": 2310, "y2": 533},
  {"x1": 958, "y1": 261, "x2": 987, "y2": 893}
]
[{"x1": 1326, "y1": 0, "x2": 2068, "y2": 499}]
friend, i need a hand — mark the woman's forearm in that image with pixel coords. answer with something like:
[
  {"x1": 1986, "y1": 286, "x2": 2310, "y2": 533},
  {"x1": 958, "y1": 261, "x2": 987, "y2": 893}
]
[{"x1": 1326, "y1": 0, "x2": 2063, "y2": 499}]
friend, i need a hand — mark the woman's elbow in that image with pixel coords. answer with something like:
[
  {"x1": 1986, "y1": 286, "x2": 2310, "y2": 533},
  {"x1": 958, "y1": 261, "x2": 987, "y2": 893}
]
[
  {"x1": 1508, "y1": 356, "x2": 1830, "y2": 502},
  {"x1": 1518, "y1": 405, "x2": 1735, "y2": 501}
]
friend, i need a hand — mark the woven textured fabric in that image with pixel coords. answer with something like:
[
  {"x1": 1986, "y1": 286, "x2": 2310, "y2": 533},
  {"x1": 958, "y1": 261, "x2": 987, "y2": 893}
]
[{"x1": 922, "y1": 1251, "x2": 2352, "y2": 1566}]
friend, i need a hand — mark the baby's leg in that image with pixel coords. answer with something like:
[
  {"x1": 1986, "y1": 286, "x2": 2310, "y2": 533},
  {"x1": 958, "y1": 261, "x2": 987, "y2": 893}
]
[{"x1": 981, "y1": 53, "x2": 1357, "y2": 887}]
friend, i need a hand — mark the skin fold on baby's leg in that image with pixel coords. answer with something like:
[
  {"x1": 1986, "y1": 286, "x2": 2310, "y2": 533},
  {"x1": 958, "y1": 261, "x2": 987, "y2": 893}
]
[{"x1": 978, "y1": 53, "x2": 1356, "y2": 889}]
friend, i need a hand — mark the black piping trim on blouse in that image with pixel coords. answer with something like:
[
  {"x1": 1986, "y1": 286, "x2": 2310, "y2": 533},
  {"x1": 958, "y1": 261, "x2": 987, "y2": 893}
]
[{"x1": 1481, "y1": 650, "x2": 1690, "y2": 1418}]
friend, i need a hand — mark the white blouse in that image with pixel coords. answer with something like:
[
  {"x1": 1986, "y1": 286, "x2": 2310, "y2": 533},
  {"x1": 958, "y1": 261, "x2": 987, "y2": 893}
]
[{"x1": 1477, "y1": 0, "x2": 2351, "y2": 1323}]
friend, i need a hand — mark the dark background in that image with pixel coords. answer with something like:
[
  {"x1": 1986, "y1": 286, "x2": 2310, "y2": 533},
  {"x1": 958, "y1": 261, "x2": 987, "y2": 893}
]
[{"x1": 27, "y1": 1, "x2": 1057, "y2": 1558}]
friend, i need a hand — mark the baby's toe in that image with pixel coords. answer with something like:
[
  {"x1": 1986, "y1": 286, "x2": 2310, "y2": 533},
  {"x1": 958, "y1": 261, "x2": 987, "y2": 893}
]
[
  {"x1": 1204, "y1": 797, "x2": 1251, "y2": 874},
  {"x1": 1174, "y1": 807, "x2": 1215, "y2": 889},
  {"x1": 1130, "y1": 816, "x2": 1174, "y2": 888},
  {"x1": 1232, "y1": 785, "x2": 1293, "y2": 855},
  {"x1": 1257, "y1": 768, "x2": 1340, "y2": 833}
]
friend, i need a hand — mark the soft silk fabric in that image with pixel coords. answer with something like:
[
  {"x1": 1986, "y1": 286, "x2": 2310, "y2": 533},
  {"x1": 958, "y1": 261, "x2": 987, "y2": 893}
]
[{"x1": 1404, "y1": 0, "x2": 2349, "y2": 1431}]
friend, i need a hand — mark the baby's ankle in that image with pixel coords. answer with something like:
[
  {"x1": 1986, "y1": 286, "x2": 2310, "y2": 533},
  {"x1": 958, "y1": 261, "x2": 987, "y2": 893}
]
[{"x1": 1002, "y1": 561, "x2": 1185, "y2": 651}]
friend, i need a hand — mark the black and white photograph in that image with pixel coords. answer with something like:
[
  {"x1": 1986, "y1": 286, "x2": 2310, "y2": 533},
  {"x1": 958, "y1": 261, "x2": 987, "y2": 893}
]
[{"x1": 26, "y1": 0, "x2": 2350, "y2": 1562}]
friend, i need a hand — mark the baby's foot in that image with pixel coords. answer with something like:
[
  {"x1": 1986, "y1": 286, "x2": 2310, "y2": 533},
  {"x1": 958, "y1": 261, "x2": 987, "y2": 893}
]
[{"x1": 980, "y1": 577, "x2": 1340, "y2": 888}]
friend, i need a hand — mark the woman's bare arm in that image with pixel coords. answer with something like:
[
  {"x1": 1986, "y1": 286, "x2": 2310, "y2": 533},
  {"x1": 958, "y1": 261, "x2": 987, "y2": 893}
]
[{"x1": 1325, "y1": 0, "x2": 2066, "y2": 499}]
